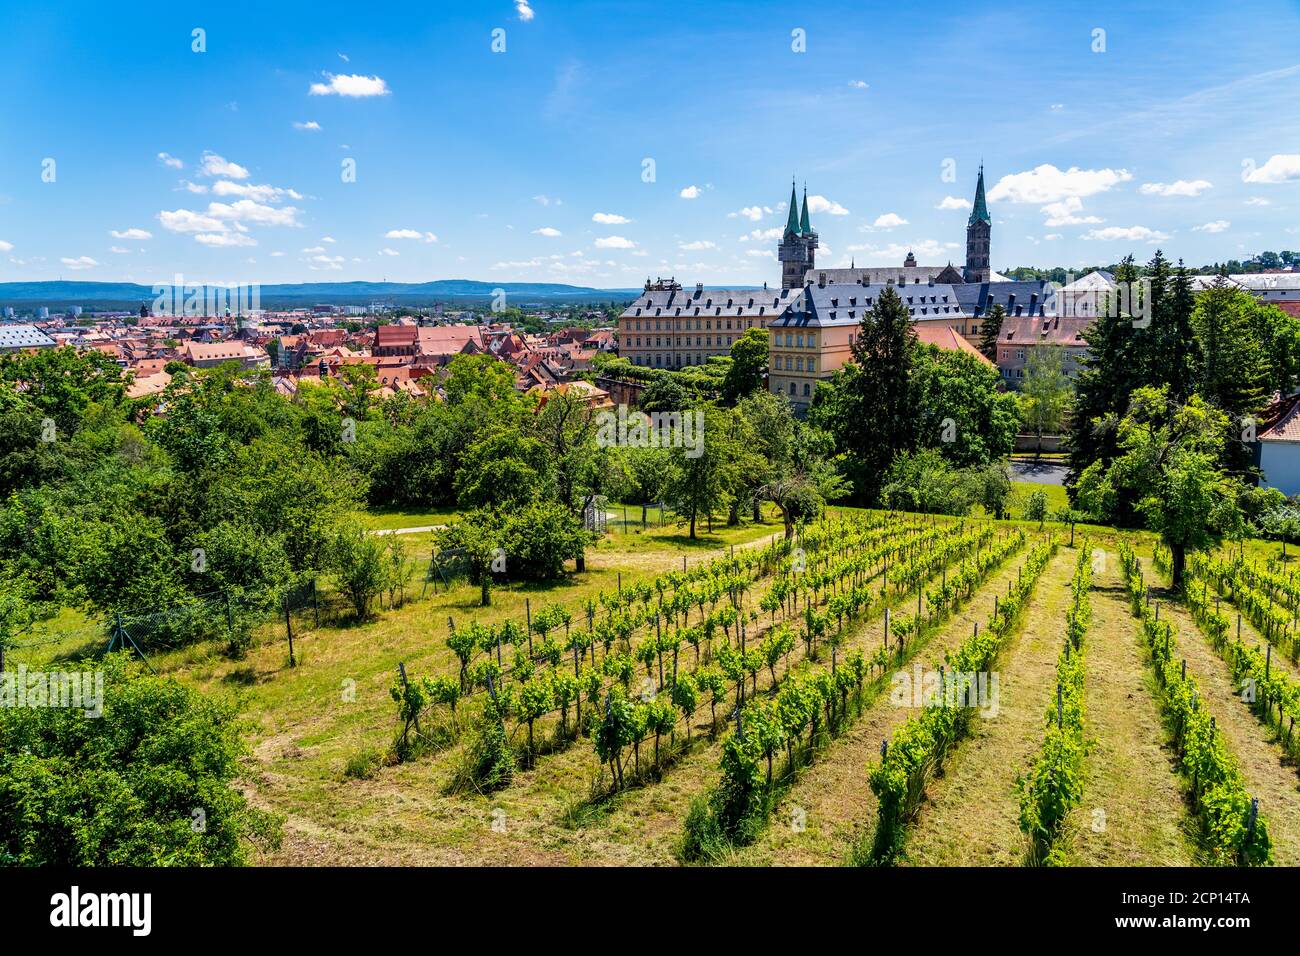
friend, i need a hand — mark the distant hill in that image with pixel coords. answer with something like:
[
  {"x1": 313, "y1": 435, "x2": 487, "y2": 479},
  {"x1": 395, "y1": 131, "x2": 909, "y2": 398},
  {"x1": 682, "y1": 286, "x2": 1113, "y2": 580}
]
[{"x1": 0, "y1": 279, "x2": 644, "y2": 309}]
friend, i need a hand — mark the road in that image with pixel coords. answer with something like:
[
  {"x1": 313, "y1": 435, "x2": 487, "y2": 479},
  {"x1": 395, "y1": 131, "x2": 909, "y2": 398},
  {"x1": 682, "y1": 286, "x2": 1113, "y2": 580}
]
[{"x1": 1010, "y1": 460, "x2": 1069, "y2": 485}]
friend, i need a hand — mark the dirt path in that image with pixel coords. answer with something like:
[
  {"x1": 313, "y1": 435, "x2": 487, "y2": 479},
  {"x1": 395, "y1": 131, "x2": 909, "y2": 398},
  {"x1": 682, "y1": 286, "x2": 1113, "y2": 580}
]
[
  {"x1": 1067, "y1": 561, "x2": 1196, "y2": 866},
  {"x1": 901, "y1": 548, "x2": 1076, "y2": 866},
  {"x1": 1153, "y1": 578, "x2": 1300, "y2": 866},
  {"x1": 727, "y1": 551, "x2": 1038, "y2": 866}
]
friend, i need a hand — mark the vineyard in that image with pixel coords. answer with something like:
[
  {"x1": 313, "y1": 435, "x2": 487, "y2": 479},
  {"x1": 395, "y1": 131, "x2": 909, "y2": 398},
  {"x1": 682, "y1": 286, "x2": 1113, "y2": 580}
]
[{"x1": 20, "y1": 508, "x2": 1300, "y2": 868}]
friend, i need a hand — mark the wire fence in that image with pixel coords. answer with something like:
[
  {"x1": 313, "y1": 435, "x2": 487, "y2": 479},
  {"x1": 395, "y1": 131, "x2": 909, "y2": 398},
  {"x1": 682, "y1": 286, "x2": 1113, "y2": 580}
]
[{"x1": 4, "y1": 577, "x2": 334, "y2": 671}]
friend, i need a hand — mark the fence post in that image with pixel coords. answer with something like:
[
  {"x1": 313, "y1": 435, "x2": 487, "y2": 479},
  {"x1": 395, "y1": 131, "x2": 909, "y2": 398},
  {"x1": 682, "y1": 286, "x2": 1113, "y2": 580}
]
[{"x1": 284, "y1": 596, "x2": 296, "y2": 667}]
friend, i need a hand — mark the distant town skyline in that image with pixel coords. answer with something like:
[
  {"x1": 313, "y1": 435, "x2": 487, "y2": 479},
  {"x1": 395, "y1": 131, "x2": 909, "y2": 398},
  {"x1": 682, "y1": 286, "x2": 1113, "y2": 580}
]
[{"x1": 2, "y1": 0, "x2": 1300, "y2": 287}]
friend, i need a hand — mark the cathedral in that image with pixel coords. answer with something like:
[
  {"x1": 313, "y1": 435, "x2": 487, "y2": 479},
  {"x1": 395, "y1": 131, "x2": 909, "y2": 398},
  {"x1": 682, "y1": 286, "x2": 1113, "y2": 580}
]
[
  {"x1": 779, "y1": 165, "x2": 999, "y2": 289},
  {"x1": 615, "y1": 165, "x2": 1052, "y2": 413}
]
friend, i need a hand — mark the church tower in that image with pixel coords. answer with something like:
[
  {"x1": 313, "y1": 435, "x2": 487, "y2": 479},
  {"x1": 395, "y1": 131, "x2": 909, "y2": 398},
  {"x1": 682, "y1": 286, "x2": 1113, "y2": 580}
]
[
  {"x1": 964, "y1": 165, "x2": 992, "y2": 283},
  {"x1": 778, "y1": 181, "x2": 817, "y2": 289}
]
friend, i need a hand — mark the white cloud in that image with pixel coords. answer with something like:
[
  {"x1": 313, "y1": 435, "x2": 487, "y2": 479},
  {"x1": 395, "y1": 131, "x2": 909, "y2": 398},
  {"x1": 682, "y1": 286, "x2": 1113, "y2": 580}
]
[
  {"x1": 293, "y1": 120, "x2": 322, "y2": 131},
  {"x1": 321, "y1": 236, "x2": 336, "y2": 243},
  {"x1": 302, "y1": 245, "x2": 327, "y2": 253},
  {"x1": 180, "y1": 180, "x2": 208, "y2": 194},
  {"x1": 1044, "y1": 233, "x2": 1063, "y2": 241},
  {"x1": 158, "y1": 208, "x2": 227, "y2": 233},
  {"x1": 308, "y1": 254, "x2": 345, "y2": 270},
  {"x1": 595, "y1": 236, "x2": 635, "y2": 249},
  {"x1": 270, "y1": 251, "x2": 285, "y2": 257},
  {"x1": 379, "y1": 248, "x2": 400, "y2": 256},
  {"x1": 936, "y1": 196, "x2": 971, "y2": 211},
  {"x1": 1139, "y1": 179, "x2": 1212, "y2": 197},
  {"x1": 533, "y1": 226, "x2": 562, "y2": 237},
  {"x1": 679, "y1": 185, "x2": 702, "y2": 199},
  {"x1": 109, "y1": 246, "x2": 130, "y2": 254},
  {"x1": 872, "y1": 212, "x2": 908, "y2": 228},
  {"x1": 199, "y1": 152, "x2": 250, "y2": 180},
  {"x1": 1081, "y1": 225, "x2": 1170, "y2": 242},
  {"x1": 729, "y1": 205, "x2": 771, "y2": 221},
  {"x1": 745, "y1": 249, "x2": 776, "y2": 259},
  {"x1": 60, "y1": 256, "x2": 98, "y2": 270},
  {"x1": 516, "y1": 0, "x2": 535, "y2": 21},
  {"x1": 208, "y1": 199, "x2": 302, "y2": 227},
  {"x1": 740, "y1": 227, "x2": 783, "y2": 242},
  {"x1": 211, "y1": 181, "x2": 302, "y2": 202},
  {"x1": 0, "y1": 240, "x2": 14, "y2": 252},
  {"x1": 809, "y1": 195, "x2": 849, "y2": 215},
  {"x1": 1042, "y1": 196, "x2": 1102, "y2": 227},
  {"x1": 385, "y1": 228, "x2": 437, "y2": 242},
  {"x1": 1193, "y1": 220, "x2": 1231, "y2": 233},
  {"x1": 196, "y1": 232, "x2": 257, "y2": 248},
  {"x1": 110, "y1": 228, "x2": 152, "y2": 240},
  {"x1": 1244, "y1": 154, "x2": 1300, "y2": 184},
  {"x1": 1050, "y1": 103, "x2": 1064, "y2": 111},
  {"x1": 848, "y1": 80, "x2": 869, "y2": 90},
  {"x1": 679, "y1": 240, "x2": 717, "y2": 251},
  {"x1": 988, "y1": 164, "x2": 1132, "y2": 204},
  {"x1": 157, "y1": 152, "x2": 183, "y2": 169},
  {"x1": 1245, "y1": 196, "x2": 1272, "y2": 206},
  {"x1": 592, "y1": 212, "x2": 631, "y2": 224},
  {"x1": 309, "y1": 73, "x2": 390, "y2": 97}
]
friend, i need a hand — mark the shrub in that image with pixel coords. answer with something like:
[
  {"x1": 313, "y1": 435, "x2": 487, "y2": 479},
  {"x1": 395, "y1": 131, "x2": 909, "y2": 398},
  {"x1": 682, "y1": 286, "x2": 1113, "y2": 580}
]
[{"x1": 0, "y1": 653, "x2": 282, "y2": 865}]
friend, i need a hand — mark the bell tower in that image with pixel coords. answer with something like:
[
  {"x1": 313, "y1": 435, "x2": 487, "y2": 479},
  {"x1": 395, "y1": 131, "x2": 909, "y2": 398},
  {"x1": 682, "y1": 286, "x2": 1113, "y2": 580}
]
[
  {"x1": 964, "y1": 165, "x2": 992, "y2": 283},
  {"x1": 777, "y1": 180, "x2": 818, "y2": 289}
]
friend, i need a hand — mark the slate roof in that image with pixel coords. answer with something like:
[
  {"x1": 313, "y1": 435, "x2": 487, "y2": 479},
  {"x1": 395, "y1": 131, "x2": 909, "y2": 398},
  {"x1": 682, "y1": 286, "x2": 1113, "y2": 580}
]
[
  {"x1": 952, "y1": 280, "x2": 1053, "y2": 317},
  {"x1": 620, "y1": 286, "x2": 799, "y2": 320},
  {"x1": 0, "y1": 325, "x2": 57, "y2": 350}
]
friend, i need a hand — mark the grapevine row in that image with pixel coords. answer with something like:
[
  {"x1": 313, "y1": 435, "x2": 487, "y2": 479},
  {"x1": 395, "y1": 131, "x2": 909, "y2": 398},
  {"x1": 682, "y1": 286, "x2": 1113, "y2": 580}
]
[
  {"x1": 1117, "y1": 543, "x2": 1271, "y2": 866},
  {"x1": 1018, "y1": 543, "x2": 1093, "y2": 865},
  {"x1": 678, "y1": 526, "x2": 1030, "y2": 860},
  {"x1": 865, "y1": 536, "x2": 1057, "y2": 865}
]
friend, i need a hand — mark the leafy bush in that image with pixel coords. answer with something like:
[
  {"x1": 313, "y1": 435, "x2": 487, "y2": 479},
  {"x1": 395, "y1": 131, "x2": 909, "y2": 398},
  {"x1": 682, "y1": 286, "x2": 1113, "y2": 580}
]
[{"x1": 0, "y1": 654, "x2": 281, "y2": 865}]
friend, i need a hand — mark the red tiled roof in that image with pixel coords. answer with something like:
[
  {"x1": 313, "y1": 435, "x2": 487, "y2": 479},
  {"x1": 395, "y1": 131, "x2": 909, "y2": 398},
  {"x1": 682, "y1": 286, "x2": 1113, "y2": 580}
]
[{"x1": 914, "y1": 325, "x2": 993, "y2": 364}]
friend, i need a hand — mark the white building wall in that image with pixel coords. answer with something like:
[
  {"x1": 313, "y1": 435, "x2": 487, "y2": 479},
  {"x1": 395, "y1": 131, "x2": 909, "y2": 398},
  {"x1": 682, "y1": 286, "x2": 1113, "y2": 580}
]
[{"x1": 1260, "y1": 441, "x2": 1300, "y2": 497}]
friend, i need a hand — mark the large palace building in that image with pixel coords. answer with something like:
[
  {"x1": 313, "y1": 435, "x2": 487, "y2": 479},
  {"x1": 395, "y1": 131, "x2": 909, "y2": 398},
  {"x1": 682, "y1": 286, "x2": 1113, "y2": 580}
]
[{"x1": 615, "y1": 167, "x2": 1052, "y2": 411}]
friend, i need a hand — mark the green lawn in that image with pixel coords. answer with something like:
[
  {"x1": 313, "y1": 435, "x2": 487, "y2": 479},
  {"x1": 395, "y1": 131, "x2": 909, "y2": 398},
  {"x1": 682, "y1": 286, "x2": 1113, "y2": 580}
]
[{"x1": 1011, "y1": 481, "x2": 1068, "y2": 517}]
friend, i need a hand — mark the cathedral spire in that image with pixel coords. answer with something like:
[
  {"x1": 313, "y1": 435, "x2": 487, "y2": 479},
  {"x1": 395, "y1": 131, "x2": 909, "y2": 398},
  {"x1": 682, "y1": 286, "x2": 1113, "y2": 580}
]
[
  {"x1": 968, "y1": 164, "x2": 991, "y2": 227},
  {"x1": 799, "y1": 184, "x2": 811, "y2": 235},
  {"x1": 785, "y1": 179, "x2": 800, "y2": 236}
]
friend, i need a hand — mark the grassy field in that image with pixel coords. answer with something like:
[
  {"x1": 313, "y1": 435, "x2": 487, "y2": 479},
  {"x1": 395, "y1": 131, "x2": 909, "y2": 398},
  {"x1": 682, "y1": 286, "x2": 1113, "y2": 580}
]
[{"x1": 18, "y1": 505, "x2": 1300, "y2": 868}]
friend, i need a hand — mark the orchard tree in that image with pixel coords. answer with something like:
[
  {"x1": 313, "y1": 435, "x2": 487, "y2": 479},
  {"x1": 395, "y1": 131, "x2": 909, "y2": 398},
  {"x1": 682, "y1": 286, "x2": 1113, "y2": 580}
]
[
  {"x1": 1019, "y1": 344, "x2": 1072, "y2": 457},
  {"x1": 1075, "y1": 386, "x2": 1243, "y2": 588}
]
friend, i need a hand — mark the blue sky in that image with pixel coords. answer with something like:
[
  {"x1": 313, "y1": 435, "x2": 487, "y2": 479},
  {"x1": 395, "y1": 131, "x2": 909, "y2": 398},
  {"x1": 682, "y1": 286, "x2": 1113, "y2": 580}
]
[{"x1": 2, "y1": 0, "x2": 1299, "y2": 288}]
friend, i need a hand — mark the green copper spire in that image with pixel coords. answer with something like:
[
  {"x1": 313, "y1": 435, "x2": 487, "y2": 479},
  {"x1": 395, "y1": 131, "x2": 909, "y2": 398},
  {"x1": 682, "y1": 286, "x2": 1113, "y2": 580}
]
[
  {"x1": 799, "y1": 184, "x2": 811, "y2": 235},
  {"x1": 968, "y1": 164, "x2": 991, "y2": 227},
  {"x1": 785, "y1": 179, "x2": 800, "y2": 236}
]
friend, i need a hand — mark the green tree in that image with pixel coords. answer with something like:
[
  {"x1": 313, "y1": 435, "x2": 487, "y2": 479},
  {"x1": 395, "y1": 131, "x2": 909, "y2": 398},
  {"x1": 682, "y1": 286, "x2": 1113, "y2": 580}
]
[
  {"x1": 978, "y1": 302, "x2": 1006, "y2": 361},
  {"x1": 810, "y1": 283, "x2": 917, "y2": 502},
  {"x1": 722, "y1": 327, "x2": 769, "y2": 404},
  {"x1": 1076, "y1": 387, "x2": 1242, "y2": 588},
  {"x1": 1019, "y1": 344, "x2": 1072, "y2": 457}
]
